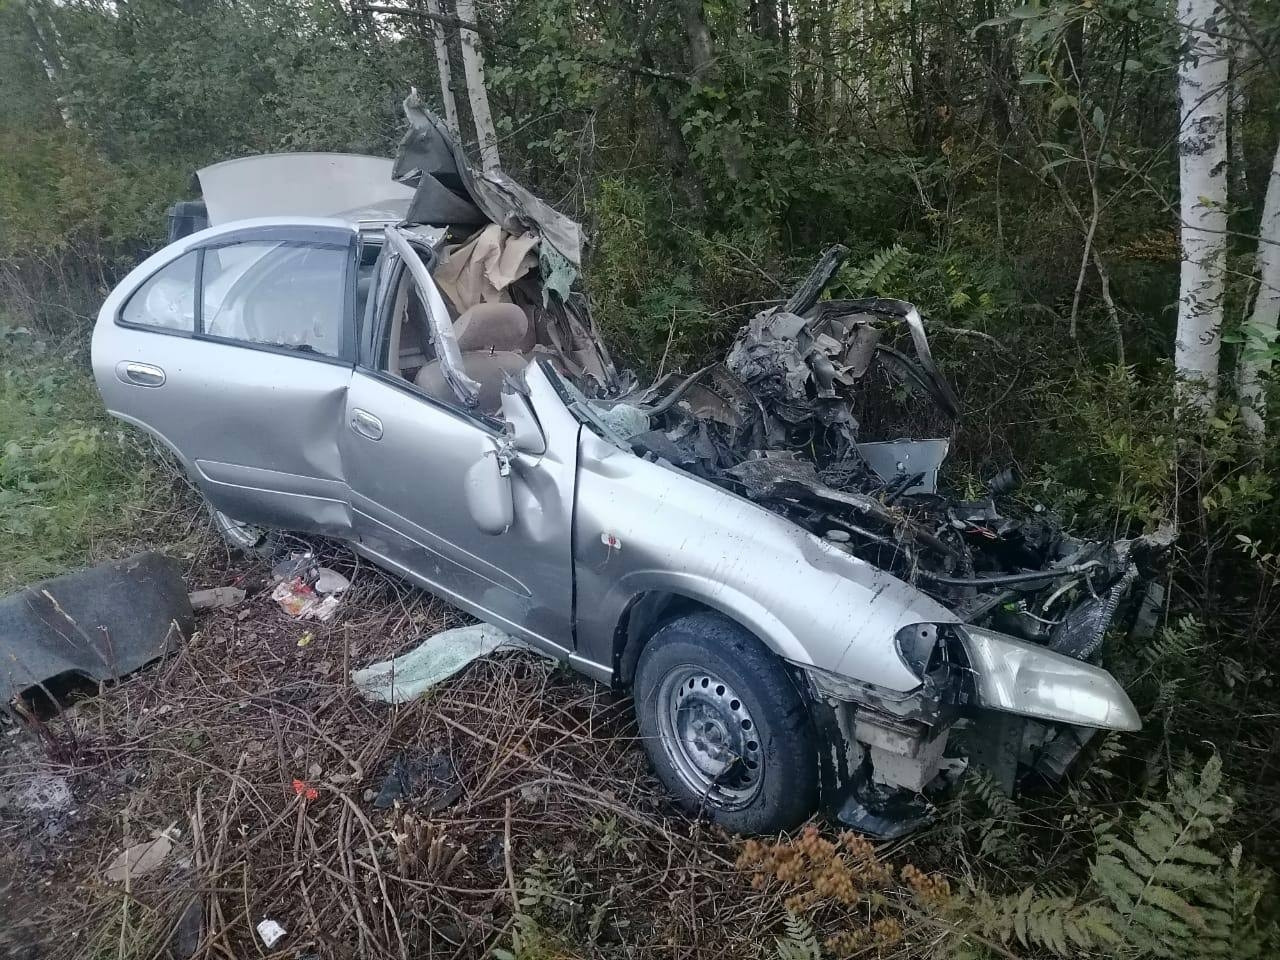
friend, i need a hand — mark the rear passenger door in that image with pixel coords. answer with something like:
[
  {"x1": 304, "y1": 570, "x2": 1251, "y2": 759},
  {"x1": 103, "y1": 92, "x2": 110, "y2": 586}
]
[{"x1": 93, "y1": 223, "x2": 360, "y2": 536}]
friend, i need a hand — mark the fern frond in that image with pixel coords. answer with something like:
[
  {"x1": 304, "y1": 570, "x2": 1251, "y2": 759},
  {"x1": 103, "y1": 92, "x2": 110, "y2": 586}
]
[
  {"x1": 843, "y1": 243, "x2": 910, "y2": 297},
  {"x1": 958, "y1": 756, "x2": 1273, "y2": 960},
  {"x1": 774, "y1": 912, "x2": 822, "y2": 960}
]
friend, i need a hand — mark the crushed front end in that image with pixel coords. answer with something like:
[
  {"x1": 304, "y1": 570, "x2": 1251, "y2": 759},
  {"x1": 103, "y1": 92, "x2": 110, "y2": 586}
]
[{"x1": 589, "y1": 244, "x2": 1169, "y2": 836}]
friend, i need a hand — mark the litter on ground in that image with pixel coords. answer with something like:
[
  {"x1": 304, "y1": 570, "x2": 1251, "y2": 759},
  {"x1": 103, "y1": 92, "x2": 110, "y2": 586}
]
[{"x1": 352, "y1": 624, "x2": 537, "y2": 703}]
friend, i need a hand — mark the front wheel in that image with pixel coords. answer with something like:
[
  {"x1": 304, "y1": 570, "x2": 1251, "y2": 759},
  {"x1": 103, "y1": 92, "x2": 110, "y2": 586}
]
[{"x1": 633, "y1": 611, "x2": 818, "y2": 834}]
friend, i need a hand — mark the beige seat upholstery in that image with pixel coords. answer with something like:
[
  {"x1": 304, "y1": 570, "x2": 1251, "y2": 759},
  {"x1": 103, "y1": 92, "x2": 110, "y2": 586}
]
[
  {"x1": 454, "y1": 302, "x2": 535, "y2": 353},
  {"x1": 415, "y1": 351, "x2": 528, "y2": 414}
]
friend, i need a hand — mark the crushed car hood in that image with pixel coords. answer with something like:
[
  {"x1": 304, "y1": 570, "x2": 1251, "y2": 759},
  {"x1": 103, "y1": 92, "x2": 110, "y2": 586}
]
[
  {"x1": 383, "y1": 104, "x2": 1168, "y2": 653},
  {"x1": 598, "y1": 246, "x2": 1172, "y2": 652}
]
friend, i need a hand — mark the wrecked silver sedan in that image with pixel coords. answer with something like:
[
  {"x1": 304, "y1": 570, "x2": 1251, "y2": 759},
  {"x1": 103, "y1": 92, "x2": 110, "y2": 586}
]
[{"x1": 92, "y1": 96, "x2": 1161, "y2": 836}]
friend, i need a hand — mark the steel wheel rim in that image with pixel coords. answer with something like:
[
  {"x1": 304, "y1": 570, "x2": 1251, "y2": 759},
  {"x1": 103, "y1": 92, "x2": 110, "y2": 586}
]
[
  {"x1": 213, "y1": 509, "x2": 266, "y2": 551},
  {"x1": 655, "y1": 665, "x2": 763, "y2": 809}
]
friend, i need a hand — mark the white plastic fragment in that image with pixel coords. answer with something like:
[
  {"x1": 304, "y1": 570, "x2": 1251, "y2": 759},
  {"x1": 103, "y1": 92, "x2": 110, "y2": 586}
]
[
  {"x1": 314, "y1": 567, "x2": 350, "y2": 594},
  {"x1": 351, "y1": 624, "x2": 545, "y2": 703},
  {"x1": 256, "y1": 919, "x2": 286, "y2": 948},
  {"x1": 188, "y1": 587, "x2": 247, "y2": 611},
  {"x1": 104, "y1": 832, "x2": 175, "y2": 882}
]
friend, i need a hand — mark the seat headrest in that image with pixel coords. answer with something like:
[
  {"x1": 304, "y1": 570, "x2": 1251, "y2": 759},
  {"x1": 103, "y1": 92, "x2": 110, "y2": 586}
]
[{"x1": 454, "y1": 302, "x2": 534, "y2": 353}]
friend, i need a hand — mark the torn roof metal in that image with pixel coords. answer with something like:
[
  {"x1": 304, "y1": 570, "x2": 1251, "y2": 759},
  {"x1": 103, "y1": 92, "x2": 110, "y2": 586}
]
[{"x1": 392, "y1": 90, "x2": 585, "y2": 270}]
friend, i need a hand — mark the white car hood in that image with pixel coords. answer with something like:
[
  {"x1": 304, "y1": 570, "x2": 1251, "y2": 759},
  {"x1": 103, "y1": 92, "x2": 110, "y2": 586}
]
[{"x1": 197, "y1": 153, "x2": 416, "y2": 227}]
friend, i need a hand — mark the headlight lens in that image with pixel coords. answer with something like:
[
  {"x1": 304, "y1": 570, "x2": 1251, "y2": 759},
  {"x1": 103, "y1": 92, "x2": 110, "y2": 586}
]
[{"x1": 958, "y1": 625, "x2": 1141, "y2": 731}]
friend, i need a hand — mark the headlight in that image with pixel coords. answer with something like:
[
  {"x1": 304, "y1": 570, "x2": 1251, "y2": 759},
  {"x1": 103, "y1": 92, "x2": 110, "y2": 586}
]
[{"x1": 958, "y1": 625, "x2": 1141, "y2": 731}]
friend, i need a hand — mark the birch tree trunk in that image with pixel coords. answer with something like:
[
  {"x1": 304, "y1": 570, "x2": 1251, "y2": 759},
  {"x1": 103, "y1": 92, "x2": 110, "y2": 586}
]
[
  {"x1": 1238, "y1": 141, "x2": 1280, "y2": 437},
  {"x1": 454, "y1": 0, "x2": 500, "y2": 172},
  {"x1": 24, "y1": 0, "x2": 71, "y2": 126},
  {"x1": 1174, "y1": 0, "x2": 1230, "y2": 411},
  {"x1": 425, "y1": 0, "x2": 460, "y2": 135}
]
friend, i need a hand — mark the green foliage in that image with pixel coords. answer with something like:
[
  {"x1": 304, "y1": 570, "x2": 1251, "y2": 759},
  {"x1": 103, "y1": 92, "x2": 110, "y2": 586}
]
[
  {"x1": 53, "y1": 0, "x2": 408, "y2": 162},
  {"x1": 491, "y1": 913, "x2": 563, "y2": 960},
  {"x1": 835, "y1": 243, "x2": 1009, "y2": 329},
  {"x1": 949, "y1": 770, "x2": 1026, "y2": 868},
  {"x1": 512, "y1": 848, "x2": 616, "y2": 949},
  {"x1": 962, "y1": 756, "x2": 1276, "y2": 959},
  {"x1": 773, "y1": 912, "x2": 822, "y2": 960},
  {"x1": 0, "y1": 126, "x2": 181, "y2": 263},
  {"x1": 1031, "y1": 363, "x2": 1176, "y2": 530},
  {"x1": 0, "y1": 322, "x2": 181, "y2": 589}
]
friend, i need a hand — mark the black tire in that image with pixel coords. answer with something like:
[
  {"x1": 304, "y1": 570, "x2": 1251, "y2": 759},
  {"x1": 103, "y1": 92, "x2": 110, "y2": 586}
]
[{"x1": 633, "y1": 611, "x2": 818, "y2": 834}]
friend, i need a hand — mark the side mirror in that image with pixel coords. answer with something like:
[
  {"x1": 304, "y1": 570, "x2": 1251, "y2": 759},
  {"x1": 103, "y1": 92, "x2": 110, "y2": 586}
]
[
  {"x1": 500, "y1": 387, "x2": 546, "y2": 455},
  {"x1": 464, "y1": 447, "x2": 514, "y2": 535}
]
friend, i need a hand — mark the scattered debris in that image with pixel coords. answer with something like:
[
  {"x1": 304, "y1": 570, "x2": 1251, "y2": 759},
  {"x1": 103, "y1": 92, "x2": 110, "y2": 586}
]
[
  {"x1": 0, "y1": 552, "x2": 192, "y2": 702},
  {"x1": 255, "y1": 919, "x2": 287, "y2": 948},
  {"x1": 188, "y1": 586, "x2": 246, "y2": 611},
  {"x1": 373, "y1": 749, "x2": 463, "y2": 811},
  {"x1": 167, "y1": 899, "x2": 204, "y2": 959},
  {"x1": 0, "y1": 771, "x2": 72, "y2": 817},
  {"x1": 272, "y1": 551, "x2": 318, "y2": 583},
  {"x1": 352, "y1": 624, "x2": 537, "y2": 703},
  {"x1": 313, "y1": 567, "x2": 350, "y2": 594},
  {"x1": 270, "y1": 554, "x2": 349, "y2": 621},
  {"x1": 104, "y1": 830, "x2": 176, "y2": 882}
]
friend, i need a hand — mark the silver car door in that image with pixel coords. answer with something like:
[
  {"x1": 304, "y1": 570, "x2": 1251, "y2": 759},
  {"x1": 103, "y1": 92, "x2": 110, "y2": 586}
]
[
  {"x1": 92, "y1": 222, "x2": 359, "y2": 536},
  {"x1": 340, "y1": 240, "x2": 576, "y2": 653}
]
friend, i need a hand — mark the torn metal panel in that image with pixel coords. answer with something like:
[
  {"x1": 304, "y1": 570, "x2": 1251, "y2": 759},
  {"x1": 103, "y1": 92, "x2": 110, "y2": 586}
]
[
  {"x1": 855, "y1": 439, "x2": 949, "y2": 495},
  {"x1": 394, "y1": 90, "x2": 584, "y2": 269},
  {"x1": 0, "y1": 552, "x2": 192, "y2": 701}
]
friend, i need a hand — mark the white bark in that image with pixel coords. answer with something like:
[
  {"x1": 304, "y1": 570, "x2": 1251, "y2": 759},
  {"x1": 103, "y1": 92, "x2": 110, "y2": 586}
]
[
  {"x1": 24, "y1": 1, "x2": 72, "y2": 127},
  {"x1": 453, "y1": 0, "x2": 501, "y2": 173},
  {"x1": 1174, "y1": 0, "x2": 1230, "y2": 411},
  {"x1": 425, "y1": 0, "x2": 460, "y2": 135},
  {"x1": 1238, "y1": 141, "x2": 1280, "y2": 437},
  {"x1": 1229, "y1": 35, "x2": 1248, "y2": 201}
]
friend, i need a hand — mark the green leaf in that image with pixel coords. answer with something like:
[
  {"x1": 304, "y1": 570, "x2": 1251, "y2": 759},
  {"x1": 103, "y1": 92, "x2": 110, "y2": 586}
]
[
  {"x1": 1049, "y1": 94, "x2": 1078, "y2": 118},
  {"x1": 1021, "y1": 71, "x2": 1052, "y2": 84}
]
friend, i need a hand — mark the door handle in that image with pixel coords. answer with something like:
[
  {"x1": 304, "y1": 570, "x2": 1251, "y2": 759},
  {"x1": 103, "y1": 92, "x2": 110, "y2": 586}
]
[
  {"x1": 350, "y1": 408, "x2": 383, "y2": 441},
  {"x1": 116, "y1": 361, "x2": 166, "y2": 388}
]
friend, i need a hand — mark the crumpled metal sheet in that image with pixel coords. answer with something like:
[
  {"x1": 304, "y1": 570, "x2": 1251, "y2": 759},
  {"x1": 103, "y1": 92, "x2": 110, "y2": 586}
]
[
  {"x1": 725, "y1": 308, "x2": 863, "y2": 452},
  {"x1": 394, "y1": 91, "x2": 584, "y2": 270},
  {"x1": 0, "y1": 552, "x2": 193, "y2": 700}
]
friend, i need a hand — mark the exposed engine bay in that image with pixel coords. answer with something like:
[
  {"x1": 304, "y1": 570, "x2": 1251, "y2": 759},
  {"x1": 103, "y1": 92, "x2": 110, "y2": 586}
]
[{"x1": 577, "y1": 246, "x2": 1169, "y2": 834}]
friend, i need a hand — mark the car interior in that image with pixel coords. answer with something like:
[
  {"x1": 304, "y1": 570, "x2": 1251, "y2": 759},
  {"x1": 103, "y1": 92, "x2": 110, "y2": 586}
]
[
  {"x1": 371, "y1": 244, "x2": 607, "y2": 417},
  {"x1": 385, "y1": 280, "x2": 534, "y2": 415}
]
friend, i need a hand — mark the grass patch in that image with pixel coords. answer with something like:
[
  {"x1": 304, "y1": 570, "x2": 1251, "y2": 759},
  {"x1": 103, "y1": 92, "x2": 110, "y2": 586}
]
[{"x1": 0, "y1": 320, "x2": 185, "y2": 590}]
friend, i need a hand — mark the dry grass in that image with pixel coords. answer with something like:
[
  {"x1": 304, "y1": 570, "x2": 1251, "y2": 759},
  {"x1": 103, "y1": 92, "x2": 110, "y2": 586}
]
[{"x1": 3, "y1": 538, "x2": 915, "y2": 960}]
